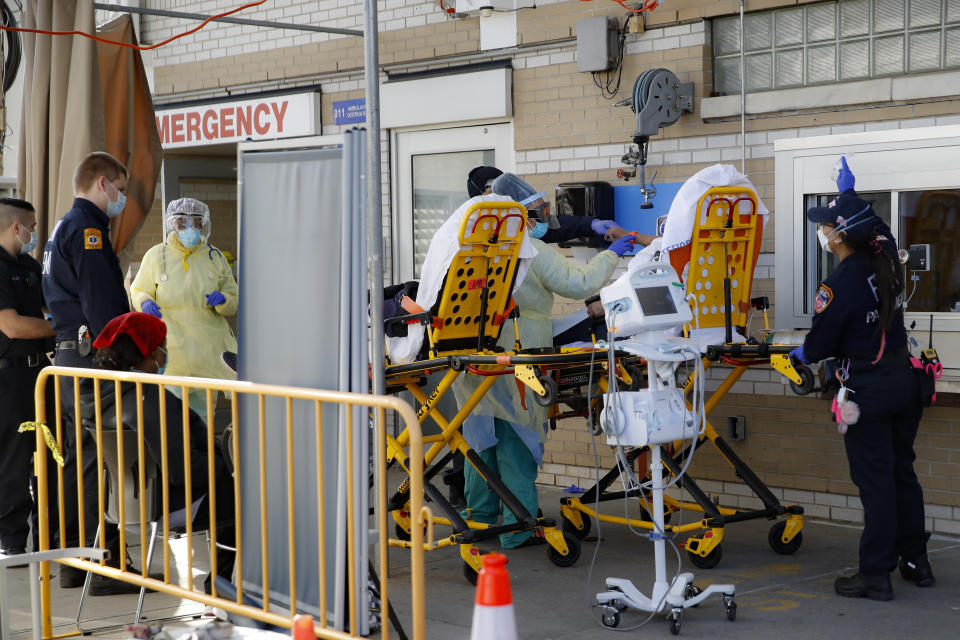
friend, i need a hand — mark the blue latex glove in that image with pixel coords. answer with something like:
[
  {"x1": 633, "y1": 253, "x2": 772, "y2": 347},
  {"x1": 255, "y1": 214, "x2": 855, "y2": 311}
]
[
  {"x1": 607, "y1": 234, "x2": 636, "y2": 257},
  {"x1": 836, "y1": 156, "x2": 855, "y2": 193},
  {"x1": 141, "y1": 300, "x2": 162, "y2": 318},
  {"x1": 789, "y1": 345, "x2": 808, "y2": 365},
  {"x1": 591, "y1": 219, "x2": 617, "y2": 236},
  {"x1": 205, "y1": 291, "x2": 227, "y2": 307}
]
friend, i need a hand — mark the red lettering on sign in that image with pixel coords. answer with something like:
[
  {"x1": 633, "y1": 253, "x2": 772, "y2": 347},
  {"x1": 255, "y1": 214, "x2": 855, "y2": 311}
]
[
  {"x1": 156, "y1": 114, "x2": 169, "y2": 144},
  {"x1": 220, "y1": 108, "x2": 234, "y2": 137},
  {"x1": 186, "y1": 112, "x2": 201, "y2": 142},
  {"x1": 236, "y1": 105, "x2": 253, "y2": 137},
  {"x1": 467, "y1": 278, "x2": 485, "y2": 290},
  {"x1": 254, "y1": 103, "x2": 270, "y2": 135},
  {"x1": 202, "y1": 109, "x2": 218, "y2": 139},
  {"x1": 171, "y1": 113, "x2": 185, "y2": 143},
  {"x1": 271, "y1": 101, "x2": 288, "y2": 133}
]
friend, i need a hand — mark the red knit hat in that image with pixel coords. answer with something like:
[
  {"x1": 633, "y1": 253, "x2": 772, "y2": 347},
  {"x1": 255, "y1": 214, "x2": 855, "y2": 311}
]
[{"x1": 93, "y1": 312, "x2": 167, "y2": 357}]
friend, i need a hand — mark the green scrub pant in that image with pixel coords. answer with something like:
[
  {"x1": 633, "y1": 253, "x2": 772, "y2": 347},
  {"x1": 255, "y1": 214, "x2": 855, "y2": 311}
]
[{"x1": 463, "y1": 418, "x2": 539, "y2": 549}]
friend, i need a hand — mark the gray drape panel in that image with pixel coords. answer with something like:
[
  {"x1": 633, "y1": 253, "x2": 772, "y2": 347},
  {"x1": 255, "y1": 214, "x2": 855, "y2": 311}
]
[{"x1": 237, "y1": 133, "x2": 369, "y2": 631}]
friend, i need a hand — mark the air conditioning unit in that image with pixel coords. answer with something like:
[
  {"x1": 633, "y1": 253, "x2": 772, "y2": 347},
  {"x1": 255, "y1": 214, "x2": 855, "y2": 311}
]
[{"x1": 455, "y1": 0, "x2": 535, "y2": 15}]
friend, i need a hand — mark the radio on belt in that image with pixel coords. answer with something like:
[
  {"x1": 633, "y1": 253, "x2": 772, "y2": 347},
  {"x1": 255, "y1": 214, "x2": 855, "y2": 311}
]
[{"x1": 599, "y1": 261, "x2": 692, "y2": 336}]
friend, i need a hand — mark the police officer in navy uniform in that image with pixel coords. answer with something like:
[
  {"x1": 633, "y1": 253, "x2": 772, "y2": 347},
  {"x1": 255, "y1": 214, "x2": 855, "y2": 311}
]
[
  {"x1": 43, "y1": 151, "x2": 131, "y2": 367},
  {"x1": 41, "y1": 151, "x2": 147, "y2": 594},
  {"x1": 791, "y1": 158, "x2": 933, "y2": 600},
  {"x1": 0, "y1": 198, "x2": 54, "y2": 561}
]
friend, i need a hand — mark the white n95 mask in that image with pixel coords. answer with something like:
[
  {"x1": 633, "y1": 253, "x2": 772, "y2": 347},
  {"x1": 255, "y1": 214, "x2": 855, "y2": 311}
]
[{"x1": 817, "y1": 228, "x2": 833, "y2": 253}]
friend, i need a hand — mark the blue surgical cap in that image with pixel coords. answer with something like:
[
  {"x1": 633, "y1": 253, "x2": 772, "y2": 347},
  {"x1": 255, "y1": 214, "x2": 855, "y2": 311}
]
[{"x1": 491, "y1": 173, "x2": 544, "y2": 206}]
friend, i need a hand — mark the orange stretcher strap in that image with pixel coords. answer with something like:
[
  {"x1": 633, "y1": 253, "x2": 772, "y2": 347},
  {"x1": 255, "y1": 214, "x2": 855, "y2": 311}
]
[{"x1": 492, "y1": 299, "x2": 517, "y2": 326}]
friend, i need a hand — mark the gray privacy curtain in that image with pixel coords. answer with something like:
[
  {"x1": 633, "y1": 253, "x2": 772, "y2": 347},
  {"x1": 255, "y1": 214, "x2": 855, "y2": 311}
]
[{"x1": 237, "y1": 130, "x2": 368, "y2": 631}]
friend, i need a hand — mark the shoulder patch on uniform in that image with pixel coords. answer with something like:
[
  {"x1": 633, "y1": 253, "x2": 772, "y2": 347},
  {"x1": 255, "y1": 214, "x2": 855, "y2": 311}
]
[
  {"x1": 814, "y1": 283, "x2": 833, "y2": 314},
  {"x1": 84, "y1": 228, "x2": 102, "y2": 250}
]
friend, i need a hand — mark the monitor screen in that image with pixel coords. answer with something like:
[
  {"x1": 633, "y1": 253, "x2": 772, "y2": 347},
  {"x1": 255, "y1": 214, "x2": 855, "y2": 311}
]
[{"x1": 634, "y1": 286, "x2": 678, "y2": 316}]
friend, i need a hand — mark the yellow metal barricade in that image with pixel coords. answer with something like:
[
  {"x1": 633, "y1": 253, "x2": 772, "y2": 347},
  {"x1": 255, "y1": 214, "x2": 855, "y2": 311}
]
[{"x1": 31, "y1": 366, "x2": 427, "y2": 640}]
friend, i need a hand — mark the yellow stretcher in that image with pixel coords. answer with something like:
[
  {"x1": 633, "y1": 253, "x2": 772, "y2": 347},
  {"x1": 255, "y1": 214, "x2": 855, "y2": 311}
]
[
  {"x1": 559, "y1": 187, "x2": 815, "y2": 568},
  {"x1": 383, "y1": 201, "x2": 636, "y2": 583}
]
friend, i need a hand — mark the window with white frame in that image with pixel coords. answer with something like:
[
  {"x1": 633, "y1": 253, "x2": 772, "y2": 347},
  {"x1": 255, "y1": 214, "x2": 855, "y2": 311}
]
[{"x1": 713, "y1": 0, "x2": 960, "y2": 95}]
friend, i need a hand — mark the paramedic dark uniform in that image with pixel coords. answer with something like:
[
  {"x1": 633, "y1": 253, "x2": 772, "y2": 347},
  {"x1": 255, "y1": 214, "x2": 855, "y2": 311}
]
[
  {"x1": 802, "y1": 251, "x2": 927, "y2": 577},
  {"x1": 0, "y1": 246, "x2": 51, "y2": 551},
  {"x1": 540, "y1": 214, "x2": 595, "y2": 245},
  {"x1": 42, "y1": 198, "x2": 130, "y2": 368},
  {"x1": 40, "y1": 198, "x2": 128, "y2": 548}
]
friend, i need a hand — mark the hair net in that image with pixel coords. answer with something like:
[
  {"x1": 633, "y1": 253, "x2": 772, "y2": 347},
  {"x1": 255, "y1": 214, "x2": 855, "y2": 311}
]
[
  {"x1": 164, "y1": 197, "x2": 212, "y2": 242},
  {"x1": 491, "y1": 173, "x2": 545, "y2": 206}
]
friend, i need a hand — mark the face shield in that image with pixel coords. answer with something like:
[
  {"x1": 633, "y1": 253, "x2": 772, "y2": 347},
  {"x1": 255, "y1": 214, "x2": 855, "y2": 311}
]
[
  {"x1": 522, "y1": 195, "x2": 561, "y2": 229},
  {"x1": 164, "y1": 197, "x2": 211, "y2": 244}
]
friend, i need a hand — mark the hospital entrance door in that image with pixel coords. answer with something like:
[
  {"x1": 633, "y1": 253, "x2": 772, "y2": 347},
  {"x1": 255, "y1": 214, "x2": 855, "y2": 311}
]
[{"x1": 393, "y1": 123, "x2": 514, "y2": 282}]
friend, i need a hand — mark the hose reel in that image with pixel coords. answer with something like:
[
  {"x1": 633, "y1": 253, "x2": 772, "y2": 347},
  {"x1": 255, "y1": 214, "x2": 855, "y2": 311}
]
[{"x1": 616, "y1": 68, "x2": 695, "y2": 208}]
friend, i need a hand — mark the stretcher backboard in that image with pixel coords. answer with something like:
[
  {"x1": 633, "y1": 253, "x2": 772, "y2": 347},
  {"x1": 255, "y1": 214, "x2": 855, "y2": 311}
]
[
  {"x1": 428, "y1": 201, "x2": 527, "y2": 355},
  {"x1": 682, "y1": 187, "x2": 762, "y2": 331}
]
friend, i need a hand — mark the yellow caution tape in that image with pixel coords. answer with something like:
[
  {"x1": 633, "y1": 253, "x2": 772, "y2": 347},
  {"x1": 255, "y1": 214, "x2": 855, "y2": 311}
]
[{"x1": 19, "y1": 421, "x2": 65, "y2": 467}]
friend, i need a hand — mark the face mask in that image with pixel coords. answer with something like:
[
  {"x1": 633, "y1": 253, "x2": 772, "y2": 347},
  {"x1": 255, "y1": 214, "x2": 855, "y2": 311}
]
[
  {"x1": 178, "y1": 228, "x2": 201, "y2": 248},
  {"x1": 18, "y1": 226, "x2": 38, "y2": 254},
  {"x1": 105, "y1": 181, "x2": 127, "y2": 218},
  {"x1": 817, "y1": 228, "x2": 833, "y2": 253},
  {"x1": 156, "y1": 363, "x2": 167, "y2": 375},
  {"x1": 529, "y1": 221, "x2": 549, "y2": 239}
]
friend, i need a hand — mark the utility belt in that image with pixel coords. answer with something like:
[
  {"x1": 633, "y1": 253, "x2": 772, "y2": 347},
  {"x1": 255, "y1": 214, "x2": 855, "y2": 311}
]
[
  {"x1": 0, "y1": 352, "x2": 46, "y2": 369},
  {"x1": 57, "y1": 324, "x2": 93, "y2": 356},
  {"x1": 844, "y1": 348, "x2": 910, "y2": 374}
]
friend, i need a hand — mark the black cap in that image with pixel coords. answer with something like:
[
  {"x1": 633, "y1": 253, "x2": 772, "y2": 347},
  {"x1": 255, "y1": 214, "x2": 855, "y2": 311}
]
[
  {"x1": 467, "y1": 166, "x2": 503, "y2": 198},
  {"x1": 806, "y1": 192, "x2": 873, "y2": 225}
]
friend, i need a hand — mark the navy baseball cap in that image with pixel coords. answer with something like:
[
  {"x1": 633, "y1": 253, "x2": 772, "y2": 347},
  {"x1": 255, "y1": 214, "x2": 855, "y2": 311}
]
[
  {"x1": 467, "y1": 166, "x2": 503, "y2": 198},
  {"x1": 806, "y1": 193, "x2": 874, "y2": 225}
]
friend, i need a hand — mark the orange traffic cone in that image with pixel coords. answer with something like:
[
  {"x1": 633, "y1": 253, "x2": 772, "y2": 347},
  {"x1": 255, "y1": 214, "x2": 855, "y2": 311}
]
[
  {"x1": 292, "y1": 613, "x2": 315, "y2": 639},
  {"x1": 470, "y1": 553, "x2": 518, "y2": 640}
]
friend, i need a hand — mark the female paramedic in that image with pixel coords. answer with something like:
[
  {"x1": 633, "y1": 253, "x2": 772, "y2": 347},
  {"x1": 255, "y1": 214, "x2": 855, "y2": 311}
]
[
  {"x1": 790, "y1": 158, "x2": 933, "y2": 600},
  {"x1": 451, "y1": 172, "x2": 635, "y2": 549},
  {"x1": 131, "y1": 198, "x2": 238, "y2": 415}
]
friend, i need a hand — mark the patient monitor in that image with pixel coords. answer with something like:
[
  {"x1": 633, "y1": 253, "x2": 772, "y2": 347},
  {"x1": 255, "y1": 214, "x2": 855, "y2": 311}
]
[{"x1": 599, "y1": 262, "x2": 692, "y2": 337}]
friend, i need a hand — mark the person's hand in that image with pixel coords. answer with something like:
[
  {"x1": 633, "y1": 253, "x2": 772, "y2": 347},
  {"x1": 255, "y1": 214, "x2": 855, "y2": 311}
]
[
  {"x1": 607, "y1": 234, "x2": 636, "y2": 257},
  {"x1": 591, "y1": 219, "x2": 617, "y2": 236},
  {"x1": 604, "y1": 226, "x2": 631, "y2": 242},
  {"x1": 586, "y1": 300, "x2": 605, "y2": 319},
  {"x1": 789, "y1": 345, "x2": 808, "y2": 365},
  {"x1": 836, "y1": 156, "x2": 855, "y2": 193},
  {"x1": 205, "y1": 291, "x2": 227, "y2": 307},
  {"x1": 141, "y1": 300, "x2": 162, "y2": 318}
]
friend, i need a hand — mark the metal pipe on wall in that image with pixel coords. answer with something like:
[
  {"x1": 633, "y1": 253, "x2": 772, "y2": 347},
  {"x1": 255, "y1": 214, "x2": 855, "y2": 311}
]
[{"x1": 739, "y1": 0, "x2": 746, "y2": 174}]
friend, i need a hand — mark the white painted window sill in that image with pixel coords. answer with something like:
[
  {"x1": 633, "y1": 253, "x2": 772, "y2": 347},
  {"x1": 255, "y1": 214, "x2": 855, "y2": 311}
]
[{"x1": 701, "y1": 69, "x2": 960, "y2": 119}]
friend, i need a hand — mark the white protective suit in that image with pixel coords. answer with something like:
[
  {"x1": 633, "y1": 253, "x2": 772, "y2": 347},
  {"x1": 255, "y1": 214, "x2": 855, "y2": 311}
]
[
  {"x1": 131, "y1": 235, "x2": 238, "y2": 382},
  {"x1": 452, "y1": 240, "x2": 618, "y2": 461}
]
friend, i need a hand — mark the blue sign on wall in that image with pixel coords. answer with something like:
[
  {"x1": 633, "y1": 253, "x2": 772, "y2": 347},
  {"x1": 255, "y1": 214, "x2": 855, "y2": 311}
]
[{"x1": 333, "y1": 99, "x2": 366, "y2": 125}]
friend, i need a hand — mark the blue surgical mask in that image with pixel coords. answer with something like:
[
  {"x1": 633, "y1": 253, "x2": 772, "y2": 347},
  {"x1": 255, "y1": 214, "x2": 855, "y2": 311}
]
[
  {"x1": 19, "y1": 227, "x2": 38, "y2": 254},
  {"x1": 105, "y1": 182, "x2": 126, "y2": 218},
  {"x1": 156, "y1": 363, "x2": 166, "y2": 375},
  {"x1": 529, "y1": 221, "x2": 549, "y2": 239},
  {"x1": 178, "y1": 228, "x2": 201, "y2": 248}
]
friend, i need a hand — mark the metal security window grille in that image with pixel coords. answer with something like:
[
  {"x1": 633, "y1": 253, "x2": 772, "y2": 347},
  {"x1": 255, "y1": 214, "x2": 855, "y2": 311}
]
[{"x1": 713, "y1": 0, "x2": 960, "y2": 94}]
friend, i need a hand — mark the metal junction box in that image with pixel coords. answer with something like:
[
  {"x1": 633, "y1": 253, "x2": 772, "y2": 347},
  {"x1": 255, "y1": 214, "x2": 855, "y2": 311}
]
[{"x1": 577, "y1": 17, "x2": 619, "y2": 73}]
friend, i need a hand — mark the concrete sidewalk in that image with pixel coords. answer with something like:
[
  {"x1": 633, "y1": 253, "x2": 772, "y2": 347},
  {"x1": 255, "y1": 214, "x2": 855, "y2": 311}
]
[{"x1": 2, "y1": 483, "x2": 957, "y2": 639}]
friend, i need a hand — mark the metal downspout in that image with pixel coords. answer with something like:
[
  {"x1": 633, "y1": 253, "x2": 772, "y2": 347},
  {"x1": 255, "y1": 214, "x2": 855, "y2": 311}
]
[{"x1": 740, "y1": 0, "x2": 746, "y2": 174}]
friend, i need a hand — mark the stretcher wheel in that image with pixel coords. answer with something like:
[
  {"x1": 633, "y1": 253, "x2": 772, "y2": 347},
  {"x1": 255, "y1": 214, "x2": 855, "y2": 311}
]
[
  {"x1": 462, "y1": 560, "x2": 479, "y2": 586},
  {"x1": 767, "y1": 520, "x2": 803, "y2": 555},
  {"x1": 686, "y1": 543, "x2": 722, "y2": 569},
  {"x1": 394, "y1": 522, "x2": 410, "y2": 541},
  {"x1": 533, "y1": 376, "x2": 558, "y2": 407},
  {"x1": 547, "y1": 531, "x2": 581, "y2": 567},
  {"x1": 601, "y1": 608, "x2": 620, "y2": 628},
  {"x1": 789, "y1": 365, "x2": 816, "y2": 395},
  {"x1": 561, "y1": 512, "x2": 592, "y2": 540}
]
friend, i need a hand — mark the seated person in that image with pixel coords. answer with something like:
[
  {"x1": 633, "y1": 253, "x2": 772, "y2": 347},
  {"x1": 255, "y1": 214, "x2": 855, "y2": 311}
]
[
  {"x1": 90, "y1": 312, "x2": 235, "y2": 593},
  {"x1": 450, "y1": 173, "x2": 635, "y2": 549}
]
